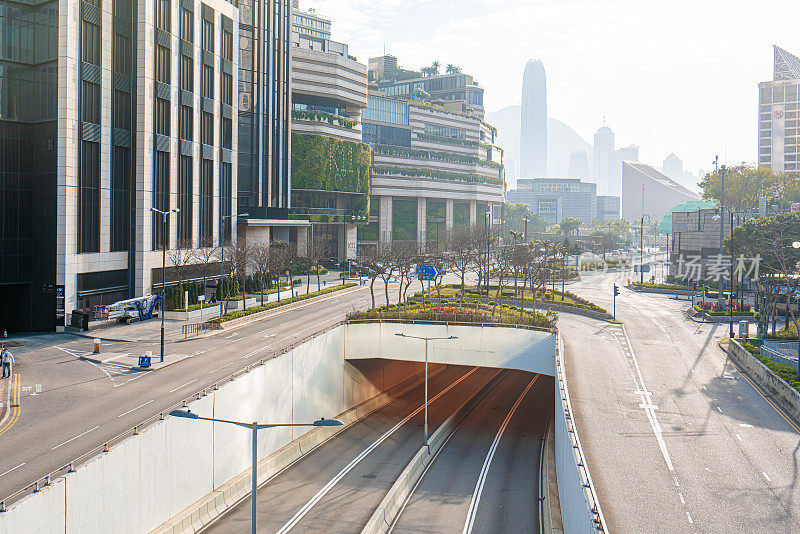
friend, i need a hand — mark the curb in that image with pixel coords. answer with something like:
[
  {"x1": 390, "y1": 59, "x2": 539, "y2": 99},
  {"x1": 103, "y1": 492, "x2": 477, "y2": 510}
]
[{"x1": 0, "y1": 375, "x2": 13, "y2": 429}]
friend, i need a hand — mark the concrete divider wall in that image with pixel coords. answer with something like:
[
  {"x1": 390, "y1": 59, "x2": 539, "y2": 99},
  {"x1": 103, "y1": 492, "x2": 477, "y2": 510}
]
[
  {"x1": 554, "y1": 336, "x2": 606, "y2": 533},
  {"x1": 344, "y1": 322, "x2": 557, "y2": 376},
  {"x1": 0, "y1": 326, "x2": 427, "y2": 534}
]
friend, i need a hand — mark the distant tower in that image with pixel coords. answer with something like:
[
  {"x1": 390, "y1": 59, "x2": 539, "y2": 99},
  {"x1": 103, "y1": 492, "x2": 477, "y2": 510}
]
[
  {"x1": 663, "y1": 153, "x2": 683, "y2": 180},
  {"x1": 608, "y1": 143, "x2": 638, "y2": 196},
  {"x1": 568, "y1": 151, "x2": 590, "y2": 178},
  {"x1": 520, "y1": 60, "x2": 547, "y2": 178},
  {"x1": 593, "y1": 121, "x2": 615, "y2": 188}
]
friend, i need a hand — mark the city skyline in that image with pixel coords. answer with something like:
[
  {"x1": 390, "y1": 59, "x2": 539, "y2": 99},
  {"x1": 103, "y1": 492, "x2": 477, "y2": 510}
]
[{"x1": 299, "y1": 0, "x2": 800, "y2": 174}]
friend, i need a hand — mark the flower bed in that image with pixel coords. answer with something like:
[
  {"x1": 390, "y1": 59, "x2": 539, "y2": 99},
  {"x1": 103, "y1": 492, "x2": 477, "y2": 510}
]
[{"x1": 694, "y1": 301, "x2": 754, "y2": 316}]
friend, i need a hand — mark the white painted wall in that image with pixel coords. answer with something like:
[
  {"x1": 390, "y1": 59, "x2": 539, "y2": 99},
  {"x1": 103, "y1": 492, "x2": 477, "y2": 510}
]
[{"x1": 344, "y1": 322, "x2": 557, "y2": 376}]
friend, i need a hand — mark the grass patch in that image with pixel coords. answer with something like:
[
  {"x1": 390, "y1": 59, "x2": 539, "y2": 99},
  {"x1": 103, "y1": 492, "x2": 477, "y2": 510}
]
[
  {"x1": 417, "y1": 284, "x2": 607, "y2": 314},
  {"x1": 631, "y1": 282, "x2": 690, "y2": 291}
]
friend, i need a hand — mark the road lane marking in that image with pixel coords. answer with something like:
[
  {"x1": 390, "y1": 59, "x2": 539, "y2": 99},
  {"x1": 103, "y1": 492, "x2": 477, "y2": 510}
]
[
  {"x1": 0, "y1": 375, "x2": 21, "y2": 439},
  {"x1": 462, "y1": 375, "x2": 539, "y2": 534},
  {"x1": 736, "y1": 434, "x2": 742, "y2": 441},
  {"x1": 51, "y1": 426, "x2": 99, "y2": 450},
  {"x1": 210, "y1": 362, "x2": 235, "y2": 374},
  {"x1": 0, "y1": 463, "x2": 25, "y2": 478},
  {"x1": 118, "y1": 399, "x2": 154, "y2": 418},
  {"x1": 169, "y1": 379, "x2": 198, "y2": 393},
  {"x1": 717, "y1": 406, "x2": 723, "y2": 413},
  {"x1": 739, "y1": 423, "x2": 753, "y2": 428},
  {"x1": 728, "y1": 359, "x2": 800, "y2": 434},
  {"x1": 763, "y1": 472, "x2": 772, "y2": 482},
  {"x1": 686, "y1": 512, "x2": 693, "y2": 524},
  {"x1": 678, "y1": 492, "x2": 685, "y2": 504},
  {"x1": 275, "y1": 367, "x2": 481, "y2": 534},
  {"x1": 620, "y1": 325, "x2": 675, "y2": 471}
]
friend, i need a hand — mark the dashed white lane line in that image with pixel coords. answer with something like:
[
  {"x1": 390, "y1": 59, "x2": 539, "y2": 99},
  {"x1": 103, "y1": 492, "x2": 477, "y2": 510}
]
[
  {"x1": 717, "y1": 406, "x2": 723, "y2": 413},
  {"x1": 118, "y1": 399, "x2": 154, "y2": 418},
  {"x1": 51, "y1": 426, "x2": 99, "y2": 450},
  {"x1": 169, "y1": 378, "x2": 198, "y2": 393},
  {"x1": 209, "y1": 362, "x2": 235, "y2": 374},
  {"x1": 736, "y1": 434, "x2": 743, "y2": 441},
  {"x1": 739, "y1": 423, "x2": 753, "y2": 428},
  {"x1": 0, "y1": 463, "x2": 25, "y2": 477},
  {"x1": 763, "y1": 472, "x2": 772, "y2": 482},
  {"x1": 678, "y1": 492, "x2": 685, "y2": 504},
  {"x1": 686, "y1": 512, "x2": 694, "y2": 524}
]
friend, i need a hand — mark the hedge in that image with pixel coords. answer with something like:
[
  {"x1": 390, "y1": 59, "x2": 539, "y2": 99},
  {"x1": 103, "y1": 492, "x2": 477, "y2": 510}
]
[
  {"x1": 632, "y1": 282, "x2": 690, "y2": 291},
  {"x1": 373, "y1": 144, "x2": 501, "y2": 170},
  {"x1": 209, "y1": 283, "x2": 357, "y2": 324},
  {"x1": 291, "y1": 133, "x2": 371, "y2": 204},
  {"x1": 741, "y1": 342, "x2": 800, "y2": 391},
  {"x1": 414, "y1": 133, "x2": 492, "y2": 150},
  {"x1": 291, "y1": 109, "x2": 358, "y2": 129}
]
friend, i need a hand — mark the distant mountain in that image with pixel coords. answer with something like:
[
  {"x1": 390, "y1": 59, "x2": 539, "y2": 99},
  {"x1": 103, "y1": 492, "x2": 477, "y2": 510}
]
[{"x1": 486, "y1": 105, "x2": 593, "y2": 189}]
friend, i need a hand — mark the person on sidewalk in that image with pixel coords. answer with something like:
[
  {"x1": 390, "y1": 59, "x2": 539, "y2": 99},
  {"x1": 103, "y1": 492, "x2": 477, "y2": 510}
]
[{"x1": 1, "y1": 345, "x2": 14, "y2": 378}]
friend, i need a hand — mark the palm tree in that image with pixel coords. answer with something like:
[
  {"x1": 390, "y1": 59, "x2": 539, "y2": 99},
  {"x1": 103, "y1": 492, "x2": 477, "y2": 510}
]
[
  {"x1": 431, "y1": 61, "x2": 440, "y2": 76},
  {"x1": 446, "y1": 64, "x2": 462, "y2": 74}
]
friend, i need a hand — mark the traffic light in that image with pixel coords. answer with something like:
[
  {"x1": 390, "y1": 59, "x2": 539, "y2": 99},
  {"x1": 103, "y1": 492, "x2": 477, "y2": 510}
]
[{"x1": 613, "y1": 284, "x2": 620, "y2": 297}]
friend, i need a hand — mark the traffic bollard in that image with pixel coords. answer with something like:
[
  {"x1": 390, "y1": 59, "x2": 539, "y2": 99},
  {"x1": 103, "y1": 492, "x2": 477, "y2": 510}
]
[{"x1": 93, "y1": 338, "x2": 101, "y2": 354}]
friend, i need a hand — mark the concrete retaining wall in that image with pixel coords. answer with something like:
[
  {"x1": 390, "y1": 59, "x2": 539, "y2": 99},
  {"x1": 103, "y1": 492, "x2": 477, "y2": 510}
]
[
  {"x1": 344, "y1": 322, "x2": 557, "y2": 376},
  {"x1": 554, "y1": 336, "x2": 606, "y2": 533},
  {"x1": 0, "y1": 326, "x2": 426, "y2": 534},
  {"x1": 727, "y1": 339, "x2": 800, "y2": 423}
]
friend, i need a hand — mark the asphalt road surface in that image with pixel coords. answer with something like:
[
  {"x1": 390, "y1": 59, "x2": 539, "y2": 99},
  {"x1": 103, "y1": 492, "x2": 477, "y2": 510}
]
[
  {"x1": 565, "y1": 269, "x2": 800, "y2": 533},
  {"x1": 203, "y1": 365, "x2": 500, "y2": 533},
  {"x1": 391, "y1": 371, "x2": 553, "y2": 534}
]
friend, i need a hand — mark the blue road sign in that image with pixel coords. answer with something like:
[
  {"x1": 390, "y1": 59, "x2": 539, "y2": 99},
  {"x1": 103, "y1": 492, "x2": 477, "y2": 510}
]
[
  {"x1": 417, "y1": 264, "x2": 439, "y2": 281},
  {"x1": 138, "y1": 355, "x2": 152, "y2": 368}
]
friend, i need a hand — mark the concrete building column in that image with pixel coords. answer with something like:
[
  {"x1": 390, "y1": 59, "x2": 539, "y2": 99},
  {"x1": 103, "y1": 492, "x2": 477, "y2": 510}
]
[
  {"x1": 342, "y1": 223, "x2": 357, "y2": 259},
  {"x1": 417, "y1": 197, "x2": 427, "y2": 247},
  {"x1": 469, "y1": 200, "x2": 477, "y2": 228},
  {"x1": 445, "y1": 198, "x2": 454, "y2": 234},
  {"x1": 296, "y1": 226, "x2": 308, "y2": 256},
  {"x1": 379, "y1": 196, "x2": 393, "y2": 243}
]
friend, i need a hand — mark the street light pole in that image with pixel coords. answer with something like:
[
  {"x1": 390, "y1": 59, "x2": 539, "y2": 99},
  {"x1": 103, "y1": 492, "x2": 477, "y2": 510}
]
[
  {"x1": 486, "y1": 210, "x2": 491, "y2": 298},
  {"x1": 395, "y1": 333, "x2": 458, "y2": 447},
  {"x1": 170, "y1": 410, "x2": 342, "y2": 534},
  {"x1": 151, "y1": 207, "x2": 180, "y2": 363}
]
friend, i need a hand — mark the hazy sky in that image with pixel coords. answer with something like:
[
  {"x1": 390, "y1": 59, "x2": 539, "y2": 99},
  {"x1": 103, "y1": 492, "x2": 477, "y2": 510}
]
[{"x1": 299, "y1": 0, "x2": 800, "y2": 175}]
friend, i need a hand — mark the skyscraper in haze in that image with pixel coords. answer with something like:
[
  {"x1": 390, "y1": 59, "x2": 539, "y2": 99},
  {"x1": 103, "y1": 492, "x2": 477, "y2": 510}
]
[
  {"x1": 568, "y1": 151, "x2": 590, "y2": 178},
  {"x1": 520, "y1": 60, "x2": 547, "y2": 177},
  {"x1": 663, "y1": 153, "x2": 683, "y2": 180},
  {"x1": 593, "y1": 123, "x2": 615, "y2": 189}
]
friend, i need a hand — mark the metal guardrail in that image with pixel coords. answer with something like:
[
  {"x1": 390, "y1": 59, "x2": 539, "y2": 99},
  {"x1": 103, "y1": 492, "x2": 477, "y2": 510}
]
[
  {"x1": 556, "y1": 335, "x2": 607, "y2": 532},
  {"x1": 181, "y1": 322, "x2": 222, "y2": 338}
]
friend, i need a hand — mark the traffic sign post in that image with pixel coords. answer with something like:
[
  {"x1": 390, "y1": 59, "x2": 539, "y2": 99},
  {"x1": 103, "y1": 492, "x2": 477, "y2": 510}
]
[
  {"x1": 417, "y1": 264, "x2": 439, "y2": 282},
  {"x1": 613, "y1": 284, "x2": 620, "y2": 321}
]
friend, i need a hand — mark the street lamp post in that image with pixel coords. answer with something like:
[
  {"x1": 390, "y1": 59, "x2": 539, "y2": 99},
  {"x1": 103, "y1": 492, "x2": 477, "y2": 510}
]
[
  {"x1": 219, "y1": 213, "x2": 249, "y2": 318},
  {"x1": 150, "y1": 207, "x2": 180, "y2": 363},
  {"x1": 394, "y1": 333, "x2": 458, "y2": 447},
  {"x1": 485, "y1": 210, "x2": 491, "y2": 298},
  {"x1": 523, "y1": 217, "x2": 529, "y2": 242},
  {"x1": 639, "y1": 214, "x2": 651, "y2": 285},
  {"x1": 170, "y1": 409, "x2": 342, "y2": 534}
]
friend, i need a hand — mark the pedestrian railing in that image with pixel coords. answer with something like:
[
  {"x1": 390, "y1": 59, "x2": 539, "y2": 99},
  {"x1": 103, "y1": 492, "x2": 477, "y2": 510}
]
[{"x1": 181, "y1": 322, "x2": 222, "y2": 338}]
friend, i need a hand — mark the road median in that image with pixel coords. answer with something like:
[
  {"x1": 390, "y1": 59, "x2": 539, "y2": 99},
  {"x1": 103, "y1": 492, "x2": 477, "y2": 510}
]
[{"x1": 360, "y1": 370, "x2": 507, "y2": 534}]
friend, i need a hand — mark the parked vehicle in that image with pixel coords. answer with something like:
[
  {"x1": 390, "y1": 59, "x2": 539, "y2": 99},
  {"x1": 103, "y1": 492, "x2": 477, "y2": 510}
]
[{"x1": 104, "y1": 295, "x2": 161, "y2": 324}]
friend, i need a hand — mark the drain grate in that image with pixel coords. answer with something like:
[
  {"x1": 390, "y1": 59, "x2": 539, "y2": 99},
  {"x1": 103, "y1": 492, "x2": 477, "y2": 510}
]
[{"x1": 362, "y1": 474, "x2": 377, "y2": 479}]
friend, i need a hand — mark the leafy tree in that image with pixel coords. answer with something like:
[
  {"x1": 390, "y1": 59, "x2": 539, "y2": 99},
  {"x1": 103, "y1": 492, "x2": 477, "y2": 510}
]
[
  {"x1": 699, "y1": 165, "x2": 774, "y2": 213},
  {"x1": 559, "y1": 217, "x2": 581, "y2": 237}
]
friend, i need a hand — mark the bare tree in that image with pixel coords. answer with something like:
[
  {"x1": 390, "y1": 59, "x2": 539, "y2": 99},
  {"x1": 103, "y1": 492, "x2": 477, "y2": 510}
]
[
  {"x1": 166, "y1": 239, "x2": 195, "y2": 310},
  {"x1": 250, "y1": 241, "x2": 271, "y2": 306},
  {"x1": 377, "y1": 243, "x2": 396, "y2": 307},
  {"x1": 393, "y1": 241, "x2": 420, "y2": 304},
  {"x1": 357, "y1": 245, "x2": 385, "y2": 309},
  {"x1": 194, "y1": 236, "x2": 219, "y2": 305},
  {"x1": 445, "y1": 228, "x2": 476, "y2": 302},
  {"x1": 230, "y1": 236, "x2": 253, "y2": 310}
]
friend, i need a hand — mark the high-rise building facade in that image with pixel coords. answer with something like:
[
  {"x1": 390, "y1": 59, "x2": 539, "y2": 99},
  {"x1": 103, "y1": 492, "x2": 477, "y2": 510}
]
[
  {"x1": 592, "y1": 124, "x2": 615, "y2": 188},
  {"x1": 607, "y1": 143, "x2": 638, "y2": 196},
  {"x1": 520, "y1": 59, "x2": 547, "y2": 178},
  {"x1": 757, "y1": 45, "x2": 800, "y2": 173},
  {"x1": 568, "y1": 151, "x2": 590, "y2": 179},
  {"x1": 0, "y1": 0, "x2": 297, "y2": 333},
  {"x1": 508, "y1": 178, "x2": 619, "y2": 225}
]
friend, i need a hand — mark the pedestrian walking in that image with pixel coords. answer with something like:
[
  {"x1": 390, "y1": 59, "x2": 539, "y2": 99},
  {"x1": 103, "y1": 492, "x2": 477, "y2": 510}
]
[{"x1": 1, "y1": 344, "x2": 13, "y2": 378}]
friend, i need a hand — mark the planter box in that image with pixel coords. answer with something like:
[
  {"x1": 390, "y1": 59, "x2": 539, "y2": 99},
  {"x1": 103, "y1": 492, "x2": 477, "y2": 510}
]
[
  {"x1": 164, "y1": 304, "x2": 221, "y2": 321},
  {"x1": 224, "y1": 298, "x2": 257, "y2": 311}
]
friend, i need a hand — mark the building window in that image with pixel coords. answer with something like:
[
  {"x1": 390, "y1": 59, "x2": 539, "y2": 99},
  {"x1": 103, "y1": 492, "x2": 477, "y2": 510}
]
[
  {"x1": 156, "y1": 0, "x2": 170, "y2": 31},
  {"x1": 113, "y1": 90, "x2": 131, "y2": 130},
  {"x1": 221, "y1": 72, "x2": 232, "y2": 105},
  {"x1": 180, "y1": 54, "x2": 194, "y2": 92},
  {"x1": 180, "y1": 7, "x2": 193, "y2": 41},
  {"x1": 221, "y1": 117, "x2": 232, "y2": 149},
  {"x1": 156, "y1": 45, "x2": 170, "y2": 84},
  {"x1": 111, "y1": 146, "x2": 131, "y2": 251},
  {"x1": 202, "y1": 64, "x2": 214, "y2": 99},
  {"x1": 82, "y1": 21, "x2": 101, "y2": 65},
  {"x1": 153, "y1": 151, "x2": 170, "y2": 250},
  {"x1": 178, "y1": 155, "x2": 193, "y2": 243},
  {"x1": 201, "y1": 111, "x2": 213, "y2": 145},
  {"x1": 156, "y1": 97, "x2": 170, "y2": 135},
  {"x1": 78, "y1": 141, "x2": 101, "y2": 253},
  {"x1": 202, "y1": 18, "x2": 214, "y2": 52},
  {"x1": 220, "y1": 162, "x2": 232, "y2": 243},
  {"x1": 221, "y1": 27, "x2": 232, "y2": 60},
  {"x1": 113, "y1": 33, "x2": 132, "y2": 75},
  {"x1": 200, "y1": 159, "x2": 213, "y2": 241},
  {"x1": 81, "y1": 81, "x2": 100, "y2": 124},
  {"x1": 180, "y1": 105, "x2": 193, "y2": 140}
]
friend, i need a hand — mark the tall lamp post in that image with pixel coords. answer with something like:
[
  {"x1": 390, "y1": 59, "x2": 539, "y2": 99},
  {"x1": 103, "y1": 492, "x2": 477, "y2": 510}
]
[
  {"x1": 219, "y1": 213, "x2": 249, "y2": 318},
  {"x1": 170, "y1": 410, "x2": 341, "y2": 534},
  {"x1": 523, "y1": 217, "x2": 529, "y2": 242},
  {"x1": 485, "y1": 210, "x2": 491, "y2": 298},
  {"x1": 395, "y1": 333, "x2": 458, "y2": 447},
  {"x1": 639, "y1": 213, "x2": 651, "y2": 284},
  {"x1": 150, "y1": 207, "x2": 180, "y2": 363}
]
